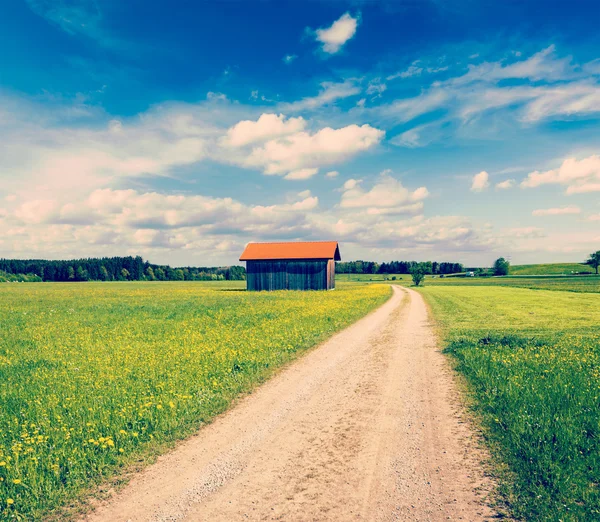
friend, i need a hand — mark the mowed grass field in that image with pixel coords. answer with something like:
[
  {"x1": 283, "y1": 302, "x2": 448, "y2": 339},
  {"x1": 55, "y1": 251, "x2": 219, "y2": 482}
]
[
  {"x1": 0, "y1": 281, "x2": 390, "y2": 520},
  {"x1": 420, "y1": 283, "x2": 600, "y2": 521},
  {"x1": 510, "y1": 262, "x2": 592, "y2": 275}
]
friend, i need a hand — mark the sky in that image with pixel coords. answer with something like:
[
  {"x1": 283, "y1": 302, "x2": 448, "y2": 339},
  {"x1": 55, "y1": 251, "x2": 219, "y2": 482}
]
[{"x1": 1, "y1": 0, "x2": 600, "y2": 266}]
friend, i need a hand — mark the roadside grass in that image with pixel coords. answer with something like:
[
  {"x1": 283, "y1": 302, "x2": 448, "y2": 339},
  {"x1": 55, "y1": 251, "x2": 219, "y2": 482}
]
[
  {"x1": 420, "y1": 286, "x2": 600, "y2": 521},
  {"x1": 403, "y1": 275, "x2": 600, "y2": 293},
  {"x1": 0, "y1": 282, "x2": 390, "y2": 520}
]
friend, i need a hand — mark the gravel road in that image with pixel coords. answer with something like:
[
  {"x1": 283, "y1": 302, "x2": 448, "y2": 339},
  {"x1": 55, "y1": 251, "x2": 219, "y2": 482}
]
[{"x1": 84, "y1": 286, "x2": 497, "y2": 521}]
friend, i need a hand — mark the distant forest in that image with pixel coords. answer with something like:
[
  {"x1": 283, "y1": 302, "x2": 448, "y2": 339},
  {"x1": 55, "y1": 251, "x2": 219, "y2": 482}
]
[
  {"x1": 0, "y1": 256, "x2": 466, "y2": 283},
  {"x1": 335, "y1": 260, "x2": 464, "y2": 275},
  {"x1": 0, "y1": 256, "x2": 246, "y2": 282}
]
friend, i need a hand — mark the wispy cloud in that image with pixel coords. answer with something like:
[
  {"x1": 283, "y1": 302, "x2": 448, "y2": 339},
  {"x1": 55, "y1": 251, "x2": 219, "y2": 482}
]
[
  {"x1": 532, "y1": 206, "x2": 581, "y2": 216},
  {"x1": 279, "y1": 79, "x2": 361, "y2": 112},
  {"x1": 377, "y1": 46, "x2": 600, "y2": 135},
  {"x1": 25, "y1": 0, "x2": 125, "y2": 50}
]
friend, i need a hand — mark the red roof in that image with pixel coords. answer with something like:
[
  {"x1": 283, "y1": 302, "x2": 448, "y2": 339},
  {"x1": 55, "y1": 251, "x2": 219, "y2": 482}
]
[{"x1": 240, "y1": 241, "x2": 341, "y2": 261}]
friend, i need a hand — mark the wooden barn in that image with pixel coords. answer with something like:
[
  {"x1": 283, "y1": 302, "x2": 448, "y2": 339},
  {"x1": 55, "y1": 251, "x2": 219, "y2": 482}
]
[{"x1": 239, "y1": 241, "x2": 341, "y2": 291}]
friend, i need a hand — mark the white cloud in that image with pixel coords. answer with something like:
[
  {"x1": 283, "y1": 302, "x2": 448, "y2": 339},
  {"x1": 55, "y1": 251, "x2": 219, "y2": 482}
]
[
  {"x1": 378, "y1": 46, "x2": 600, "y2": 130},
  {"x1": 283, "y1": 54, "x2": 297, "y2": 64},
  {"x1": 279, "y1": 79, "x2": 361, "y2": 112},
  {"x1": 496, "y1": 179, "x2": 515, "y2": 189},
  {"x1": 448, "y1": 45, "x2": 575, "y2": 86},
  {"x1": 314, "y1": 13, "x2": 359, "y2": 54},
  {"x1": 386, "y1": 60, "x2": 448, "y2": 81},
  {"x1": 339, "y1": 174, "x2": 429, "y2": 215},
  {"x1": 206, "y1": 91, "x2": 228, "y2": 102},
  {"x1": 502, "y1": 227, "x2": 546, "y2": 239},
  {"x1": 389, "y1": 122, "x2": 442, "y2": 148},
  {"x1": 224, "y1": 114, "x2": 306, "y2": 147},
  {"x1": 14, "y1": 199, "x2": 59, "y2": 224},
  {"x1": 521, "y1": 155, "x2": 600, "y2": 194},
  {"x1": 245, "y1": 123, "x2": 384, "y2": 176},
  {"x1": 325, "y1": 170, "x2": 339, "y2": 178},
  {"x1": 284, "y1": 168, "x2": 319, "y2": 180},
  {"x1": 588, "y1": 214, "x2": 600, "y2": 221},
  {"x1": 387, "y1": 64, "x2": 423, "y2": 81},
  {"x1": 471, "y1": 171, "x2": 489, "y2": 192},
  {"x1": 386, "y1": 89, "x2": 449, "y2": 123},
  {"x1": 343, "y1": 179, "x2": 360, "y2": 190},
  {"x1": 532, "y1": 206, "x2": 581, "y2": 216},
  {"x1": 366, "y1": 78, "x2": 387, "y2": 98}
]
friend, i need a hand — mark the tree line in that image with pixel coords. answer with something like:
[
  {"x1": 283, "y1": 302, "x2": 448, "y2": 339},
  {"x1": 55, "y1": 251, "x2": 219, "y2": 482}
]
[
  {"x1": 335, "y1": 260, "x2": 464, "y2": 275},
  {"x1": 0, "y1": 256, "x2": 246, "y2": 282}
]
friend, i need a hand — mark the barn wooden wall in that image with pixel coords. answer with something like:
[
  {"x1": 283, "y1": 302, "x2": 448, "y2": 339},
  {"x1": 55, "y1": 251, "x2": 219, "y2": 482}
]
[{"x1": 246, "y1": 260, "x2": 335, "y2": 291}]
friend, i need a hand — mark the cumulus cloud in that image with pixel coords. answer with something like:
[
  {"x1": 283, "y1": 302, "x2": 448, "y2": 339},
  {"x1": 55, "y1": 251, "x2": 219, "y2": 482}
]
[
  {"x1": 325, "y1": 170, "x2": 339, "y2": 178},
  {"x1": 471, "y1": 171, "x2": 489, "y2": 192},
  {"x1": 224, "y1": 113, "x2": 306, "y2": 147},
  {"x1": 532, "y1": 206, "x2": 581, "y2": 216},
  {"x1": 244, "y1": 123, "x2": 384, "y2": 176},
  {"x1": 521, "y1": 155, "x2": 600, "y2": 194},
  {"x1": 339, "y1": 174, "x2": 429, "y2": 215},
  {"x1": 496, "y1": 179, "x2": 515, "y2": 189},
  {"x1": 314, "y1": 13, "x2": 359, "y2": 54},
  {"x1": 283, "y1": 54, "x2": 297, "y2": 64}
]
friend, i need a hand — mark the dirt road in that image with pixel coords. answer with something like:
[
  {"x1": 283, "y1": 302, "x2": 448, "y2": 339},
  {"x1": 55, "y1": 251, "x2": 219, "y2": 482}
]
[{"x1": 85, "y1": 286, "x2": 497, "y2": 521}]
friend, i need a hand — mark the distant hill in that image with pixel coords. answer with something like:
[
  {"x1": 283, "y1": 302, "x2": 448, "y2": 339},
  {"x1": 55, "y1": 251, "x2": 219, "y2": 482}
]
[{"x1": 510, "y1": 263, "x2": 592, "y2": 276}]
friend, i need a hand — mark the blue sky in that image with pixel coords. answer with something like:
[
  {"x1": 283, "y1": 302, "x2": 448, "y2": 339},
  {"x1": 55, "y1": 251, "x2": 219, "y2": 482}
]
[{"x1": 1, "y1": 0, "x2": 600, "y2": 266}]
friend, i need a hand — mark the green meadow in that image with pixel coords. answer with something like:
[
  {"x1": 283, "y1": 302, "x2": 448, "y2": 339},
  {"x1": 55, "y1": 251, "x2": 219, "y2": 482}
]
[
  {"x1": 419, "y1": 283, "x2": 600, "y2": 521},
  {"x1": 418, "y1": 274, "x2": 600, "y2": 293},
  {"x1": 0, "y1": 282, "x2": 390, "y2": 520},
  {"x1": 509, "y1": 262, "x2": 592, "y2": 275}
]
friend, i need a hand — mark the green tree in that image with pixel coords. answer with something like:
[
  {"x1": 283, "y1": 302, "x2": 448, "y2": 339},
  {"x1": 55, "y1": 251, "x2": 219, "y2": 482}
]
[
  {"x1": 155, "y1": 267, "x2": 166, "y2": 281},
  {"x1": 587, "y1": 251, "x2": 600, "y2": 275},
  {"x1": 493, "y1": 257, "x2": 510, "y2": 276},
  {"x1": 173, "y1": 269, "x2": 185, "y2": 281},
  {"x1": 410, "y1": 264, "x2": 425, "y2": 286},
  {"x1": 145, "y1": 266, "x2": 156, "y2": 280},
  {"x1": 99, "y1": 266, "x2": 109, "y2": 281},
  {"x1": 67, "y1": 266, "x2": 75, "y2": 281},
  {"x1": 120, "y1": 268, "x2": 130, "y2": 280},
  {"x1": 76, "y1": 266, "x2": 89, "y2": 281}
]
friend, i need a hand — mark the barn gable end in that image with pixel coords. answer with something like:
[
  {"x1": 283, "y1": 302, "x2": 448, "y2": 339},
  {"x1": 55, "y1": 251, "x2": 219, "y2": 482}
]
[{"x1": 239, "y1": 241, "x2": 341, "y2": 291}]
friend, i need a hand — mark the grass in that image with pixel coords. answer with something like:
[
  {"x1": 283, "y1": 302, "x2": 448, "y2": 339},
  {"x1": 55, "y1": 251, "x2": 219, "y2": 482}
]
[
  {"x1": 403, "y1": 274, "x2": 600, "y2": 293},
  {"x1": 510, "y1": 262, "x2": 592, "y2": 276},
  {"x1": 334, "y1": 273, "x2": 406, "y2": 282},
  {"x1": 419, "y1": 285, "x2": 600, "y2": 521},
  {"x1": 0, "y1": 281, "x2": 390, "y2": 520}
]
